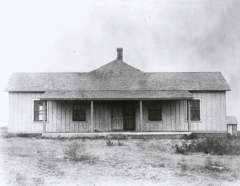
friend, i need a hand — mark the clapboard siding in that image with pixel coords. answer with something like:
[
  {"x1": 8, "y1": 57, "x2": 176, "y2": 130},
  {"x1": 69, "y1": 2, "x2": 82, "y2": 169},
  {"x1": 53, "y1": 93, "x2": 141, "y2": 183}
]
[{"x1": 190, "y1": 92, "x2": 226, "y2": 132}]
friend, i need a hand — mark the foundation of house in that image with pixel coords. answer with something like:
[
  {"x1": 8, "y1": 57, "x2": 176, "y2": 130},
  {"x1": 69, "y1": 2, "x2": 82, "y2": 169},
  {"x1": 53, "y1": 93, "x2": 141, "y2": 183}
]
[{"x1": 42, "y1": 132, "x2": 194, "y2": 139}]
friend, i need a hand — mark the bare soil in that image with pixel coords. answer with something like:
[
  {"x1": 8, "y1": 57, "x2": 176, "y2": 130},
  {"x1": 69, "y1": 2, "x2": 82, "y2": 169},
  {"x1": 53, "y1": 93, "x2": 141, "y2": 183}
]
[{"x1": 1, "y1": 130, "x2": 240, "y2": 186}]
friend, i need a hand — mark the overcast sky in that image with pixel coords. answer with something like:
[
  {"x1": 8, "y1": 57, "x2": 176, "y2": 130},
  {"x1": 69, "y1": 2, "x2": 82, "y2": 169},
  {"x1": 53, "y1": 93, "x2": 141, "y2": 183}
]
[{"x1": 1, "y1": 0, "x2": 239, "y2": 128}]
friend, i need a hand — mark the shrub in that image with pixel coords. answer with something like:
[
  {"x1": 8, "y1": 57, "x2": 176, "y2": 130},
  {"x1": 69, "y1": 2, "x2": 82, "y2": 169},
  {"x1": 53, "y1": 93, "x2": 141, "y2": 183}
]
[
  {"x1": 17, "y1": 133, "x2": 29, "y2": 137},
  {"x1": 181, "y1": 133, "x2": 198, "y2": 140},
  {"x1": 194, "y1": 137, "x2": 232, "y2": 155},
  {"x1": 204, "y1": 156, "x2": 228, "y2": 172},
  {"x1": 174, "y1": 141, "x2": 194, "y2": 155},
  {"x1": 106, "y1": 140, "x2": 115, "y2": 146},
  {"x1": 174, "y1": 137, "x2": 240, "y2": 155},
  {"x1": 64, "y1": 141, "x2": 86, "y2": 161},
  {"x1": 178, "y1": 159, "x2": 188, "y2": 171}
]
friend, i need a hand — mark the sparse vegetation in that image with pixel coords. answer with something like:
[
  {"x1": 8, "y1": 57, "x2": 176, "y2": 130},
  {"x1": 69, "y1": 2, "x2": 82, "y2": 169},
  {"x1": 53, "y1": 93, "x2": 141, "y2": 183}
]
[
  {"x1": 174, "y1": 137, "x2": 240, "y2": 155},
  {"x1": 32, "y1": 177, "x2": 45, "y2": 186},
  {"x1": 106, "y1": 140, "x2": 115, "y2": 146},
  {"x1": 2, "y1": 133, "x2": 240, "y2": 185},
  {"x1": 204, "y1": 156, "x2": 228, "y2": 172},
  {"x1": 174, "y1": 141, "x2": 193, "y2": 155},
  {"x1": 105, "y1": 140, "x2": 125, "y2": 146},
  {"x1": 178, "y1": 159, "x2": 188, "y2": 172},
  {"x1": 15, "y1": 172, "x2": 27, "y2": 186},
  {"x1": 181, "y1": 133, "x2": 198, "y2": 140},
  {"x1": 64, "y1": 141, "x2": 86, "y2": 161},
  {"x1": 117, "y1": 140, "x2": 124, "y2": 146}
]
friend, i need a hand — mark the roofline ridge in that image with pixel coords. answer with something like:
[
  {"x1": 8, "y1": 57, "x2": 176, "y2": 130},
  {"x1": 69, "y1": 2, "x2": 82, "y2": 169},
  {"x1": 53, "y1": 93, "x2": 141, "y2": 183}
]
[
  {"x1": 90, "y1": 59, "x2": 143, "y2": 73},
  {"x1": 145, "y1": 71, "x2": 222, "y2": 73},
  {"x1": 12, "y1": 72, "x2": 88, "y2": 74}
]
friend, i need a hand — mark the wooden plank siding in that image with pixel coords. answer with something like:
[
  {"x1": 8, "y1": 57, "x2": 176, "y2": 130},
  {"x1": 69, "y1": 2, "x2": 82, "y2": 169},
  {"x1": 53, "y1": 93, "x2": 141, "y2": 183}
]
[
  {"x1": 47, "y1": 100, "x2": 91, "y2": 133},
  {"x1": 142, "y1": 100, "x2": 187, "y2": 132},
  {"x1": 8, "y1": 91, "x2": 227, "y2": 133},
  {"x1": 190, "y1": 92, "x2": 226, "y2": 132},
  {"x1": 9, "y1": 92, "x2": 43, "y2": 133}
]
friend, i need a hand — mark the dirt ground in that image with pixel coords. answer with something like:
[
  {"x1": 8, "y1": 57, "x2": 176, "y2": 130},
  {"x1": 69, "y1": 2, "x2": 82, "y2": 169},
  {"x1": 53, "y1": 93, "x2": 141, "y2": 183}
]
[{"x1": 1, "y1": 130, "x2": 240, "y2": 186}]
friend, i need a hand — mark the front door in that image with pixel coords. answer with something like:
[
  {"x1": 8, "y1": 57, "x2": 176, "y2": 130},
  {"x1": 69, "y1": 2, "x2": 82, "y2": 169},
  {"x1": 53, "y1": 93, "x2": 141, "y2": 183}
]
[
  {"x1": 111, "y1": 102, "x2": 123, "y2": 130},
  {"x1": 123, "y1": 103, "x2": 135, "y2": 131}
]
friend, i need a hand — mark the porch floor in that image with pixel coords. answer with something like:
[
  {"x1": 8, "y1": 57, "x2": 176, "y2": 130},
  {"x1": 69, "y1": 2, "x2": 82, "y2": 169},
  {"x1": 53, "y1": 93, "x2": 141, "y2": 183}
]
[{"x1": 42, "y1": 131, "x2": 192, "y2": 139}]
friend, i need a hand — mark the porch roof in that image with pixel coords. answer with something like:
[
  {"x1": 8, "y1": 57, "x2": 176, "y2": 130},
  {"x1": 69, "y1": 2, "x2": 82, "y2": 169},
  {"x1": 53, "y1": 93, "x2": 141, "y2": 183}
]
[
  {"x1": 40, "y1": 90, "x2": 193, "y2": 100},
  {"x1": 226, "y1": 116, "x2": 238, "y2": 124}
]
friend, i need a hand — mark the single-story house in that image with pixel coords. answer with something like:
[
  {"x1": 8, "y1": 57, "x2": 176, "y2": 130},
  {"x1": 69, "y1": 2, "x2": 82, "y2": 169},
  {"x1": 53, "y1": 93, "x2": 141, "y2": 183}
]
[{"x1": 5, "y1": 48, "x2": 235, "y2": 136}]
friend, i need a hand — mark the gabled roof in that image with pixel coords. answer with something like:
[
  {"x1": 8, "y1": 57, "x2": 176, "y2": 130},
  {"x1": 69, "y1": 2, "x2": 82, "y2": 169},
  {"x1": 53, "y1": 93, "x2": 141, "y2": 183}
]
[{"x1": 5, "y1": 57, "x2": 231, "y2": 100}]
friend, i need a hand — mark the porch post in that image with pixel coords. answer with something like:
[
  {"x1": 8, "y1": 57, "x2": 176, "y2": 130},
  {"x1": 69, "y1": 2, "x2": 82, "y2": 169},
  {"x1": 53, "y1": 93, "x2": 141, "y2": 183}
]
[
  {"x1": 140, "y1": 100, "x2": 143, "y2": 132},
  {"x1": 43, "y1": 101, "x2": 46, "y2": 132},
  {"x1": 91, "y1": 101, "x2": 94, "y2": 132},
  {"x1": 187, "y1": 100, "x2": 191, "y2": 131}
]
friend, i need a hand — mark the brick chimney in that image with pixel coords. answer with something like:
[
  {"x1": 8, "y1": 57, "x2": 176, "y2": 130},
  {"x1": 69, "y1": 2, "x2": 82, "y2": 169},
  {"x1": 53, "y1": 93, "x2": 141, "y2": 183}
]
[{"x1": 117, "y1": 48, "x2": 123, "y2": 60}]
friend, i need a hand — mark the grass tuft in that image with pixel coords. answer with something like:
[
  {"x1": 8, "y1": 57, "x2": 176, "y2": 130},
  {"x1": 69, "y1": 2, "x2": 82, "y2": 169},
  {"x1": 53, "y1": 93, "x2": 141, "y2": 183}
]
[
  {"x1": 64, "y1": 141, "x2": 86, "y2": 161},
  {"x1": 117, "y1": 140, "x2": 124, "y2": 146},
  {"x1": 106, "y1": 140, "x2": 115, "y2": 146}
]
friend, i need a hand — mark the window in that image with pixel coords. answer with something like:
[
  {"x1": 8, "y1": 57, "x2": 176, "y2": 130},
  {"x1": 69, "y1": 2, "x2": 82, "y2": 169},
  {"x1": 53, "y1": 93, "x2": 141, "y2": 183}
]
[
  {"x1": 34, "y1": 101, "x2": 47, "y2": 121},
  {"x1": 148, "y1": 102, "x2": 162, "y2": 121},
  {"x1": 73, "y1": 101, "x2": 86, "y2": 121},
  {"x1": 189, "y1": 99, "x2": 200, "y2": 121}
]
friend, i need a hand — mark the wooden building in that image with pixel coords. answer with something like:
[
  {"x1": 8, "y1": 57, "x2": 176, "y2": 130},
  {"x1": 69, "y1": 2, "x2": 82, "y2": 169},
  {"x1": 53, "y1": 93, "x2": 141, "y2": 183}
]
[
  {"x1": 5, "y1": 48, "x2": 234, "y2": 135},
  {"x1": 226, "y1": 116, "x2": 238, "y2": 136}
]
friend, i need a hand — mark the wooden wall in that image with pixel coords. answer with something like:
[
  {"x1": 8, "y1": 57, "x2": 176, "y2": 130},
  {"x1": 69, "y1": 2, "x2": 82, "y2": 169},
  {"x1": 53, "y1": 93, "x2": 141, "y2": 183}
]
[
  {"x1": 8, "y1": 92, "x2": 44, "y2": 133},
  {"x1": 140, "y1": 100, "x2": 187, "y2": 132},
  {"x1": 8, "y1": 93, "x2": 92, "y2": 133},
  {"x1": 8, "y1": 91, "x2": 226, "y2": 133},
  {"x1": 190, "y1": 92, "x2": 226, "y2": 132},
  {"x1": 140, "y1": 92, "x2": 226, "y2": 132},
  {"x1": 46, "y1": 100, "x2": 91, "y2": 132}
]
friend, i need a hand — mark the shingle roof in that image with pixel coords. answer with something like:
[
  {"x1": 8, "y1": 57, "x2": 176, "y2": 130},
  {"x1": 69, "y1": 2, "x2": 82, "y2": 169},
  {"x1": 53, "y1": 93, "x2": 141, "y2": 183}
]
[
  {"x1": 226, "y1": 116, "x2": 238, "y2": 124},
  {"x1": 5, "y1": 59, "x2": 231, "y2": 94},
  {"x1": 40, "y1": 90, "x2": 193, "y2": 100}
]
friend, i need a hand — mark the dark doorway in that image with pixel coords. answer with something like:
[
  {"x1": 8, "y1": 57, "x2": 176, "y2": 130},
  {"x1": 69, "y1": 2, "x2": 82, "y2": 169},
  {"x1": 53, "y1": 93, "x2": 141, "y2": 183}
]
[{"x1": 123, "y1": 102, "x2": 135, "y2": 131}]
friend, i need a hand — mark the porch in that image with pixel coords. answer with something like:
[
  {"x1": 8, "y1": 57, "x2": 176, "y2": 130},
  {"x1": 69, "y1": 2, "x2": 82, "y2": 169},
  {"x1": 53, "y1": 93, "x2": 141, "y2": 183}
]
[{"x1": 40, "y1": 98, "x2": 192, "y2": 133}]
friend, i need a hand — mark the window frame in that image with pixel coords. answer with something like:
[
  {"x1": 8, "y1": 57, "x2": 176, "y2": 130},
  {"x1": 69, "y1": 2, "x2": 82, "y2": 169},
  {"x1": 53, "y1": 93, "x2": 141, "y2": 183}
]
[
  {"x1": 148, "y1": 101, "x2": 162, "y2": 121},
  {"x1": 186, "y1": 98, "x2": 201, "y2": 122},
  {"x1": 72, "y1": 101, "x2": 86, "y2": 121},
  {"x1": 32, "y1": 99, "x2": 48, "y2": 122}
]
